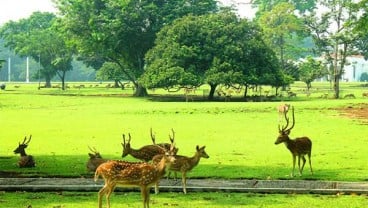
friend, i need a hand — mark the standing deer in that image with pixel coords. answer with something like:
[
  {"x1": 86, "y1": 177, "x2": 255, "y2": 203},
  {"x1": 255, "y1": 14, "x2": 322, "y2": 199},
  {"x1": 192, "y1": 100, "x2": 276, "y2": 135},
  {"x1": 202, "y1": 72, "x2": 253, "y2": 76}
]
[
  {"x1": 275, "y1": 106, "x2": 313, "y2": 177},
  {"x1": 13, "y1": 135, "x2": 35, "y2": 168},
  {"x1": 121, "y1": 133, "x2": 166, "y2": 162},
  {"x1": 277, "y1": 103, "x2": 290, "y2": 123},
  {"x1": 95, "y1": 146, "x2": 176, "y2": 208},
  {"x1": 87, "y1": 146, "x2": 107, "y2": 172},
  {"x1": 153, "y1": 145, "x2": 209, "y2": 194}
]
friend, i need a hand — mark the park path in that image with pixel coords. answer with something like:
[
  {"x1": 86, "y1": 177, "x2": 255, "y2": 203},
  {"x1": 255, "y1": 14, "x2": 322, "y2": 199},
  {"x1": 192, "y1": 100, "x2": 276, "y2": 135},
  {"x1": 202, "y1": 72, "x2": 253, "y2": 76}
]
[{"x1": 0, "y1": 178, "x2": 367, "y2": 194}]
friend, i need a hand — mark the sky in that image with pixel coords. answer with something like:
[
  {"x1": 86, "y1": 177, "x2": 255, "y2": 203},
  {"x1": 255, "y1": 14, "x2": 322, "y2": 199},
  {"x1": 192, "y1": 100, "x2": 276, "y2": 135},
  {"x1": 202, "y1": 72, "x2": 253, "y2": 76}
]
[
  {"x1": 0, "y1": 0, "x2": 255, "y2": 26},
  {"x1": 0, "y1": 0, "x2": 57, "y2": 25}
]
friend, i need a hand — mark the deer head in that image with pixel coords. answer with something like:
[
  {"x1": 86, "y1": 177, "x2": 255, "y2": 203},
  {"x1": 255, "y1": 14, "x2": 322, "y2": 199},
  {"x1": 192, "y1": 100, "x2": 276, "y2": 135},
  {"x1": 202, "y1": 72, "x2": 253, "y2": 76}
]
[
  {"x1": 88, "y1": 146, "x2": 102, "y2": 159},
  {"x1": 121, "y1": 133, "x2": 132, "y2": 158},
  {"x1": 14, "y1": 135, "x2": 32, "y2": 156},
  {"x1": 275, "y1": 106, "x2": 295, "y2": 144}
]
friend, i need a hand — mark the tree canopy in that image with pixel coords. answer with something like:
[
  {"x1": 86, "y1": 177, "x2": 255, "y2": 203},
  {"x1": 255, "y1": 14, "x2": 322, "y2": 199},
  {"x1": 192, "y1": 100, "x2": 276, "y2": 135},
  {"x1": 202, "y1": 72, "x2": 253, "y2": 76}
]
[{"x1": 140, "y1": 12, "x2": 285, "y2": 100}]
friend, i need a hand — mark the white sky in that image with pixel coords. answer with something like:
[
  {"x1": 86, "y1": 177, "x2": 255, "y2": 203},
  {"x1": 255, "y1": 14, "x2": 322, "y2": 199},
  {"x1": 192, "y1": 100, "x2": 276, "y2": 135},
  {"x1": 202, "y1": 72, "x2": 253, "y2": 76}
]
[
  {"x1": 0, "y1": 0, "x2": 254, "y2": 26},
  {"x1": 0, "y1": 0, "x2": 57, "y2": 26}
]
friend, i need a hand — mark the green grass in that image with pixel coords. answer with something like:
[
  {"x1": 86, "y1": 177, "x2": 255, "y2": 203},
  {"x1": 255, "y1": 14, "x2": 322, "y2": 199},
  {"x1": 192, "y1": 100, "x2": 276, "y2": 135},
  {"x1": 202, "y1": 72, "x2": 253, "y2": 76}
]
[
  {"x1": 0, "y1": 82, "x2": 367, "y2": 181},
  {"x1": 0, "y1": 191, "x2": 367, "y2": 208}
]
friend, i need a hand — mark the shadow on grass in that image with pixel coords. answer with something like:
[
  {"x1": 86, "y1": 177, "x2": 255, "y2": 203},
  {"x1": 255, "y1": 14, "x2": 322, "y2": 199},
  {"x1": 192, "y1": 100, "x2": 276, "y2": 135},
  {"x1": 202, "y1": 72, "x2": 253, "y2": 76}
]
[{"x1": 2, "y1": 155, "x2": 365, "y2": 182}]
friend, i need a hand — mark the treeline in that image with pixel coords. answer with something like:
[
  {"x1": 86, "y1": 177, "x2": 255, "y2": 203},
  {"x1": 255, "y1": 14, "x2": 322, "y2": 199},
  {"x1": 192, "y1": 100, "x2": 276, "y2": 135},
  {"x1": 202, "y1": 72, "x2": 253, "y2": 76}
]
[{"x1": 0, "y1": 0, "x2": 367, "y2": 99}]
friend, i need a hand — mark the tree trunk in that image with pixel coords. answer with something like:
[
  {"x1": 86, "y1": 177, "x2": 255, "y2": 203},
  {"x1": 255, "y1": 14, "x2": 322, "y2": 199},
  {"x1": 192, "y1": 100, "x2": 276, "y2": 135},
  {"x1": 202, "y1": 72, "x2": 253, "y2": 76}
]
[
  {"x1": 333, "y1": 43, "x2": 340, "y2": 99},
  {"x1": 208, "y1": 84, "x2": 217, "y2": 100},
  {"x1": 133, "y1": 83, "x2": 148, "y2": 97}
]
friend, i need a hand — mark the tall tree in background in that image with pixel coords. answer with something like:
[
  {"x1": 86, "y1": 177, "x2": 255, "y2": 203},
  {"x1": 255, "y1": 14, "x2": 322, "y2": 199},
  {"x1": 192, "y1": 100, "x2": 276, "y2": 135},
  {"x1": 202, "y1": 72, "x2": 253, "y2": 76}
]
[
  {"x1": 257, "y1": 2, "x2": 304, "y2": 81},
  {"x1": 253, "y1": 0, "x2": 316, "y2": 18},
  {"x1": 304, "y1": 0, "x2": 359, "y2": 98},
  {"x1": 55, "y1": 0, "x2": 218, "y2": 96},
  {"x1": 141, "y1": 12, "x2": 284, "y2": 100},
  {"x1": 354, "y1": 0, "x2": 368, "y2": 59},
  {"x1": 0, "y1": 12, "x2": 73, "y2": 89}
]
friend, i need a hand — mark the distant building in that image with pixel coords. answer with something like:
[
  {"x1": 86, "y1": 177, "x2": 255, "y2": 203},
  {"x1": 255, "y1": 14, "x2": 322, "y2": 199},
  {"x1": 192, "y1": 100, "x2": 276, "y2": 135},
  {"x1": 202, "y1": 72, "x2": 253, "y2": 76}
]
[{"x1": 341, "y1": 55, "x2": 368, "y2": 82}]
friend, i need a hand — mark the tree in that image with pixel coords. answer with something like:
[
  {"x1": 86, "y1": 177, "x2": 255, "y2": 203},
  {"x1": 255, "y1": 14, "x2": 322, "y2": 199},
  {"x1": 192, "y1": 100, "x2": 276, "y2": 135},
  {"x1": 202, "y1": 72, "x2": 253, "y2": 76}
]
[
  {"x1": 0, "y1": 12, "x2": 74, "y2": 89},
  {"x1": 55, "y1": 0, "x2": 218, "y2": 96},
  {"x1": 354, "y1": 0, "x2": 368, "y2": 59},
  {"x1": 304, "y1": 0, "x2": 359, "y2": 98},
  {"x1": 253, "y1": 0, "x2": 316, "y2": 18},
  {"x1": 298, "y1": 56, "x2": 328, "y2": 90},
  {"x1": 140, "y1": 12, "x2": 283, "y2": 100},
  {"x1": 258, "y1": 3, "x2": 304, "y2": 78},
  {"x1": 360, "y1": 72, "x2": 368, "y2": 82}
]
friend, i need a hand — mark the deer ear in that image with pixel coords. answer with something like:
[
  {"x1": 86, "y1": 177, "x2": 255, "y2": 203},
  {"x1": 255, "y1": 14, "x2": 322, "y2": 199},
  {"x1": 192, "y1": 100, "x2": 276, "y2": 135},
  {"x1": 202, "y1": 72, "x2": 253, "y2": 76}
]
[{"x1": 285, "y1": 130, "x2": 291, "y2": 135}]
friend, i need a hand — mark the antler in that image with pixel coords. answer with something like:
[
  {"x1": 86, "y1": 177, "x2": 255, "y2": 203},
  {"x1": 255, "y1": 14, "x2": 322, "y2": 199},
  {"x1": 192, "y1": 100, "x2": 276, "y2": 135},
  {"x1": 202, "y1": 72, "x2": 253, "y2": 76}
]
[
  {"x1": 279, "y1": 106, "x2": 295, "y2": 132},
  {"x1": 169, "y1": 128, "x2": 175, "y2": 143},
  {"x1": 150, "y1": 128, "x2": 156, "y2": 144},
  {"x1": 20, "y1": 135, "x2": 32, "y2": 145},
  {"x1": 88, "y1": 146, "x2": 99, "y2": 154}
]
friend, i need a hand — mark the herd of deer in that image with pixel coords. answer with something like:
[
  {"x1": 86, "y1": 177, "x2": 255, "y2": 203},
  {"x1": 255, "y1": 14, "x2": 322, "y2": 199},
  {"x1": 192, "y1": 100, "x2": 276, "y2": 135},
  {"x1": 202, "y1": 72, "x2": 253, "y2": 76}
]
[{"x1": 12, "y1": 104, "x2": 313, "y2": 208}]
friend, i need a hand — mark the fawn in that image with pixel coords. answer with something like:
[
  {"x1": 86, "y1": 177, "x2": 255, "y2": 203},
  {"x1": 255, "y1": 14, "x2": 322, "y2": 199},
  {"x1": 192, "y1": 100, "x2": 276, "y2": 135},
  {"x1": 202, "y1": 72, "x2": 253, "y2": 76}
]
[
  {"x1": 13, "y1": 135, "x2": 35, "y2": 168},
  {"x1": 153, "y1": 145, "x2": 209, "y2": 194},
  {"x1": 95, "y1": 145, "x2": 176, "y2": 208},
  {"x1": 275, "y1": 106, "x2": 313, "y2": 177},
  {"x1": 86, "y1": 146, "x2": 107, "y2": 172}
]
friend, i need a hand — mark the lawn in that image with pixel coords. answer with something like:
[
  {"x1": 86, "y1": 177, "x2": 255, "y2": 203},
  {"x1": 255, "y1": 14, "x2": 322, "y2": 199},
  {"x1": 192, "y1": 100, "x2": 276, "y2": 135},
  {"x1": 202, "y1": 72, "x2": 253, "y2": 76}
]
[
  {"x1": 0, "y1": 82, "x2": 368, "y2": 208},
  {"x1": 0, "y1": 82, "x2": 367, "y2": 182}
]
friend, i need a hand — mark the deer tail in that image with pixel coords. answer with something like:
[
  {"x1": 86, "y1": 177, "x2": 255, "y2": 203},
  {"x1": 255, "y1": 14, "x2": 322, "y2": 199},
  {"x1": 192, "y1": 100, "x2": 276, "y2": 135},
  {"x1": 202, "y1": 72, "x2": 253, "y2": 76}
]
[{"x1": 94, "y1": 169, "x2": 100, "y2": 182}]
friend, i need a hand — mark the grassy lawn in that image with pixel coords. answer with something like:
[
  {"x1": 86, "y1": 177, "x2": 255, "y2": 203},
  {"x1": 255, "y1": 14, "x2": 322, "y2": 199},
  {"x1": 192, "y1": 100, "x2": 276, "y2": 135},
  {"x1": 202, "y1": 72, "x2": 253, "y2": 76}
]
[
  {"x1": 0, "y1": 191, "x2": 367, "y2": 208},
  {"x1": 0, "y1": 82, "x2": 367, "y2": 181}
]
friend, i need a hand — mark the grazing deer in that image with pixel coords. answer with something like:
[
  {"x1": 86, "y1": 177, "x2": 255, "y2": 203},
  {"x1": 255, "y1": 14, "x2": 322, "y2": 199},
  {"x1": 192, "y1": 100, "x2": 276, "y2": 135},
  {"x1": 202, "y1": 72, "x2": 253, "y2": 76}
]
[
  {"x1": 275, "y1": 106, "x2": 313, "y2": 177},
  {"x1": 150, "y1": 128, "x2": 178, "y2": 154},
  {"x1": 277, "y1": 103, "x2": 290, "y2": 123},
  {"x1": 121, "y1": 133, "x2": 166, "y2": 162},
  {"x1": 363, "y1": 92, "x2": 368, "y2": 97},
  {"x1": 87, "y1": 146, "x2": 108, "y2": 172},
  {"x1": 95, "y1": 146, "x2": 176, "y2": 208},
  {"x1": 13, "y1": 135, "x2": 35, "y2": 168},
  {"x1": 153, "y1": 145, "x2": 209, "y2": 194}
]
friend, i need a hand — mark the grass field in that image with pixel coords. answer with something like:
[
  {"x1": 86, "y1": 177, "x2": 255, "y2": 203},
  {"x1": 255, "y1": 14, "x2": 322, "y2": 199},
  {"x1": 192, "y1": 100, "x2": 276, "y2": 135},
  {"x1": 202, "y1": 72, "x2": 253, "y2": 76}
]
[
  {"x1": 0, "y1": 81, "x2": 367, "y2": 181},
  {"x1": 0, "y1": 81, "x2": 367, "y2": 207}
]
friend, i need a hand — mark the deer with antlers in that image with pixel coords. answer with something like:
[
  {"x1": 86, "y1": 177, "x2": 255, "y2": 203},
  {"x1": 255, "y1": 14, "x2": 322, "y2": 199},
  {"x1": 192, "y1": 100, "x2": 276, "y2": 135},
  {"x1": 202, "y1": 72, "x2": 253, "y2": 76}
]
[
  {"x1": 13, "y1": 135, "x2": 35, "y2": 168},
  {"x1": 150, "y1": 128, "x2": 178, "y2": 154},
  {"x1": 121, "y1": 133, "x2": 167, "y2": 162},
  {"x1": 87, "y1": 147, "x2": 108, "y2": 172},
  {"x1": 95, "y1": 145, "x2": 176, "y2": 208},
  {"x1": 153, "y1": 145, "x2": 209, "y2": 194},
  {"x1": 275, "y1": 106, "x2": 313, "y2": 177}
]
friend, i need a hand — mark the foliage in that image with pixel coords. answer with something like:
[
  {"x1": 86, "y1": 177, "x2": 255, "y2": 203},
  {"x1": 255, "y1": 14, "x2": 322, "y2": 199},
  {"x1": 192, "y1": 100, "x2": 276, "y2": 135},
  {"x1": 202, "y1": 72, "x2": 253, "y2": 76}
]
[
  {"x1": 252, "y1": 0, "x2": 316, "y2": 18},
  {"x1": 303, "y1": 0, "x2": 359, "y2": 98},
  {"x1": 257, "y1": 3, "x2": 304, "y2": 74},
  {"x1": 55, "y1": 0, "x2": 218, "y2": 96},
  {"x1": 360, "y1": 72, "x2": 368, "y2": 82},
  {"x1": 0, "y1": 12, "x2": 74, "y2": 89},
  {"x1": 298, "y1": 56, "x2": 328, "y2": 90},
  {"x1": 141, "y1": 12, "x2": 284, "y2": 99}
]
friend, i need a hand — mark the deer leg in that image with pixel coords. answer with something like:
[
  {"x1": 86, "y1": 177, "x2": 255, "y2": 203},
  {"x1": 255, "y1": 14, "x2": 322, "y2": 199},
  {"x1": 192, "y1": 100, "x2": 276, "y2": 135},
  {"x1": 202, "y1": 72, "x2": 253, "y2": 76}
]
[
  {"x1": 182, "y1": 172, "x2": 187, "y2": 194},
  {"x1": 291, "y1": 155, "x2": 296, "y2": 177},
  {"x1": 105, "y1": 184, "x2": 115, "y2": 208},
  {"x1": 300, "y1": 156, "x2": 306, "y2": 176},
  {"x1": 154, "y1": 181, "x2": 159, "y2": 194},
  {"x1": 97, "y1": 186, "x2": 106, "y2": 208},
  {"x1": 308, "y1": 153, "x2": 313, "y2": 175},
  {"x1": 141, "y1": 186, "x2": 150, "y2": 208}
]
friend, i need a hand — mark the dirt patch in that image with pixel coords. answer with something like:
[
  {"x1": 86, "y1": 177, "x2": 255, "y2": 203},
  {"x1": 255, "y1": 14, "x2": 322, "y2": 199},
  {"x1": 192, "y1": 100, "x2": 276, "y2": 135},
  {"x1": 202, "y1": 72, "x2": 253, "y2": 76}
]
[{"x1": 338, "y1": 103, "x2": 368, "y2": 124}]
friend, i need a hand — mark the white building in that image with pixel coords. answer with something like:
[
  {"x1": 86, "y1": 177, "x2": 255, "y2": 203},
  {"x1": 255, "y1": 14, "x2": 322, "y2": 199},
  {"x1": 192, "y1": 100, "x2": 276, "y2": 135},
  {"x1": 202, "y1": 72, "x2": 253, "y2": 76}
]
[{"x1": 342, "y1": 55, "x2": 368, "y2": 82}]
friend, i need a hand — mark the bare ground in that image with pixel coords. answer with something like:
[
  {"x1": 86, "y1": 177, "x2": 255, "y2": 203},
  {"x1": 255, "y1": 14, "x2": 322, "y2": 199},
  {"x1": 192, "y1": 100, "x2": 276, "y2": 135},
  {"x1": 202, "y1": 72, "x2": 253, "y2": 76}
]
[{"x1": 338, "y1": 103, "x2": 368, "y2": 124}]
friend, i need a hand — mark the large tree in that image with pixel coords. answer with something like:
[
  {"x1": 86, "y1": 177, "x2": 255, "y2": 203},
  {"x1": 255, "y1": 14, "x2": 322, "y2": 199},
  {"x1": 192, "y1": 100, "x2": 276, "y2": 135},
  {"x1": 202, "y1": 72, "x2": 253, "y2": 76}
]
[
  {"x1": 0, "y1": 12, "x2": 73, "y2": 89},
  {"x1": 140, "y1": 12, "x2": 284, "y2": 100},
  {"x1": 55, "y1": 0, "x2": 218, "y2": 96},
  {"x1": 304, "y1": 0, "x2": 359, "y2": 98}
]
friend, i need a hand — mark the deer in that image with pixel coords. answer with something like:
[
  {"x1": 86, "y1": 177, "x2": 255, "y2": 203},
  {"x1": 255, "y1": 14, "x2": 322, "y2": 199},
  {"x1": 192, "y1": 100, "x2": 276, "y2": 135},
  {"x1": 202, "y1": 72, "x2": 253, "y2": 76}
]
[
  {"x1": 152, "y1": 145, "x2": 209, "y2": 194},
  {"x1": 274, "y1": 106, "x2": 313, "y2": 177},
  {"x1": 95, "y1": 145, "x2": 176, "y2": 208},
  {"x1": 121, "y1": 133, "x2": 166, "y2": 162},
  {"x1": 87, "y1": 146, "x2": 108, "y2": 172},
  {"x1": 13, "y1": 135, "x2": 35, "y2": 168},
  {"x1": 277, "y1": 103, "x2": 290, "y2": 123}
]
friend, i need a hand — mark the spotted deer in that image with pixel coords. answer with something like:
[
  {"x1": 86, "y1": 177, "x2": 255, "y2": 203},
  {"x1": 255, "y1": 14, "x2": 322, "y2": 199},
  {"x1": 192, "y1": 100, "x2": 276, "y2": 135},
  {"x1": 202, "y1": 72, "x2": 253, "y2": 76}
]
[
  {"x1": 277, "y1": 103, "x2": 290, "y2": 123},
  {"x1": 13, "y1": 135, "x2": 35, "y2": 168},
  {"x1": 94, "y1": 145, "x2": 176, "y2": 208},
  {"x1": 153, "y1": 145, "x2": 209, "y2": 194},
  {"x1": 275, "y1": 106, "x2": 313, "y2": 177},
  {"x1": 86, "y1": 146, "x2": 108, "y2": 172},
  {"x1": 121, "y1": 133, "x2": 166, "y2": 162}
]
